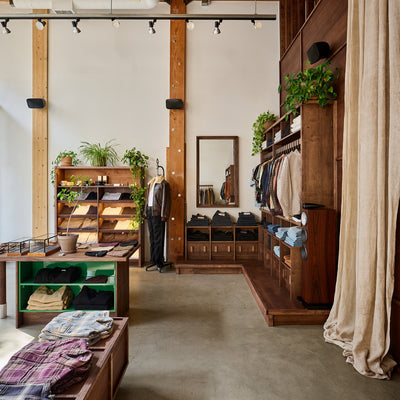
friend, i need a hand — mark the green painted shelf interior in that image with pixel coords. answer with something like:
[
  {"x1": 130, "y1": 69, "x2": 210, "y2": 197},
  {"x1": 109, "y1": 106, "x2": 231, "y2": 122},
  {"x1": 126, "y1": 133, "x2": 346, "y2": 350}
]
[{"x1": 18, "y1": 261, "x2": 116, "y2": 313}]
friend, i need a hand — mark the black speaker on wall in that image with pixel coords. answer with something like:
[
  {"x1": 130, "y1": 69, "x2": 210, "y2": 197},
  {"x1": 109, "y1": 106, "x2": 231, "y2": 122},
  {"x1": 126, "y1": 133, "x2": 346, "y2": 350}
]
[
  {"x1": 26, "y1": 98, "x2": 46, "y2": 109},
  {"x1": 166, "y1": 99, "x2": 184, "y2": 109},
  {"x1": 306, "y1": 42, "x2": 331, "y2": 64}
]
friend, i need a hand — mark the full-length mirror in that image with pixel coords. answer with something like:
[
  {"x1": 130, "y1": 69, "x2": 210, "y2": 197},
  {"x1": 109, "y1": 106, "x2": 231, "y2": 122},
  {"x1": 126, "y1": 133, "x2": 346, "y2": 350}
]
[{"x1": 196, "y1": 136, "x2": 239, "y2": 208}]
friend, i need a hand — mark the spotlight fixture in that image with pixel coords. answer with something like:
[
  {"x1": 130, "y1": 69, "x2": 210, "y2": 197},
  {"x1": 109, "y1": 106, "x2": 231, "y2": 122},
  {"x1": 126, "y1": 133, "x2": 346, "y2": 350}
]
[
  {"x1": 112, "y1": 18, "x2": 120, "y2": 29},
  {"x1": 186, "y1": 20, "x2": 195, "y2": 31},
  {"x1": 35, "y1": 18, "x2": 46, "y2": 30},
  {"x1": 251, "y1": 19, "x2": 262, "y2": 29},
  {"x1": 72, "y1": 19, "x2": 81, "y2": 34},
  {"x1": 213, "y1": 20, "x2": 222, "y2": 35},
  {"x1": 1, "y1": 19, "x2": 10, "y2": 35},
  {"x1": 148, "y1": 19, "x2": 156, "y2": 35}
]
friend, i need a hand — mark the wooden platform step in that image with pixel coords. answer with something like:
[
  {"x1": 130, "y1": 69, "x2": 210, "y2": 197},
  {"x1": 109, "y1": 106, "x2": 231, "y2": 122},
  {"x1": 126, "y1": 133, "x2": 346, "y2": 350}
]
[
  {"x1": 175, "y1": 259, "x2": 243, "y2": 274},
  {"x1": 242, "y1": 264, "x2": 330, "y2": 327}
]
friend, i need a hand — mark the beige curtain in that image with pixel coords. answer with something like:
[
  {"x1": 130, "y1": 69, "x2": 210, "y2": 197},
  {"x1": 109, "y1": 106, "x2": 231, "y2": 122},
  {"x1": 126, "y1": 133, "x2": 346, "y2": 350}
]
[{"x1": 323, "y1": 0, "x2": 400, "y2": 379}]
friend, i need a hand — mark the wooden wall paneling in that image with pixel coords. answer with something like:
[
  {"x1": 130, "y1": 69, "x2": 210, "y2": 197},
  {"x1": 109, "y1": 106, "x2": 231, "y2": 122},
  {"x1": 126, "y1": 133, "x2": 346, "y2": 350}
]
[
  {"x1": 279, "y1": 0, "x2": 287, "y2": 57},
  {"x1": 167, "y1": 0, "x2": 186, "y2": 261},
  {"x1": 32, "y1": 10, "x2": 48, "y2": 237},
  {"x1": 305, "y1": 0, "x2": 315, "y2": 18},
  {"x1": 296, "y1": 0, "x2": 306, "y2": 33}
]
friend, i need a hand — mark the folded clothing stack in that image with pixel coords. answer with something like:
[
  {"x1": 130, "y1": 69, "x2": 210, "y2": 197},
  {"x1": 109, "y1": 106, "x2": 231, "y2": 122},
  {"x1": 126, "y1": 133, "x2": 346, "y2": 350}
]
[
  {"x1": 59, "y1": 205, "x2": 74, "y2": 215},
  {"x1": 267, "y1": 224, "x2": 280, "y2": 234},
  {"x1": 83, "y1": 275, "x2": 109, "y2": 283},
  {"x1": 211, "y1": 210, "x2": 232, "y2": 226},
  {"x1": 275, "y1": 227, "x2": 289, "y2": 240},
  {"x1": 267, "y1": 137, "x2": 274, "y2": 147},
  {"x1": 107, "y1": 244, "x2": 134, "y2": 257},
  {"x1": 273, "y1": 245, "x2": 280, "y2": 258},
  {"x1": 0, "y1": 338, "x2": 93, "y2": 394},
  {"x1": 59, "y1": 218, "x2": 85, "y2": 230},
  {"x1": 39, "y1": 310, "x2": 114, "y2": 345},
  {"x1": 27, "y1": 286, "x2": 74, "y2": 311},
  {"x1": 121, "y1": 207, "x2": 136, "y2": 215},
  {"x1": 34, "y1": 266, "x2": 81, "y2": 283},
  {"x1": 291, "y1": 115, "x2": 301, "y2": 133},
  {"x1": 101, "y1": 192, "x2": 121, "y2": 201},
  {"x1": 73, "y1": 286, "x2": 114, "y2": 310},
  {"x1": 236, "y1": 230, "x2": 258, "y2": 241},
  {"x1": 0, "y1": 383, "x2": 52, "y2": 399},
  {"x1": 81, "y1": 218, "x2": 97, "y2": 230},
  {"x1": 236, "y1": 212, "x2": 257, "y2": 226},
  {"x1": 274, "y1": 130, "x2": 282, "y2": 143},
  {"x1": 212, "y1": 230, "x2": 234, "y2": 241},
  {"x1": 283, "y1": 255, "x2": 291, "y2": 266},
  {"x1": 102, "y1": 207, "x2": 122, "y2": 216},
  {"x1": 284, "y1": 226, "x2": 303, "y2": 247},
  {"x1": 282, "y1": 123, "x2": 291, "y2": 138},
  {"x1": 86, "y1": 192, "x2": 97, "y2": 200},
  {"x1": 187, "y1": 214, "x2": 210, "y2": 226},
  {"x1": 187, "y1": 231, "x2": 209, "y2": 241},
  {"x1": 120, "y1": 192, "x2": 131, "y2": 200}
]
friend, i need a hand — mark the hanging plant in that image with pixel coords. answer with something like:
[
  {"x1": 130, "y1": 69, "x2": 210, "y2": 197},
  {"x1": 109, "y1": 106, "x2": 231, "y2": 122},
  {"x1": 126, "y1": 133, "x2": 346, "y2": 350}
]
[
  {"x1": 50, "y1": 151, "x2": 80, "y2": 185},
  {"x1": 279, "y1": 61, "x2": 339, "y2": 119},
  {"x1": 121, "y1": 147, "x2": 149, "y2": 181},
  {"x1": 251, "y1": 111, "x2": 277, "y2": 156},
  {"x1": 129, "y1": 185, "x2": 147, "y2": 226}
]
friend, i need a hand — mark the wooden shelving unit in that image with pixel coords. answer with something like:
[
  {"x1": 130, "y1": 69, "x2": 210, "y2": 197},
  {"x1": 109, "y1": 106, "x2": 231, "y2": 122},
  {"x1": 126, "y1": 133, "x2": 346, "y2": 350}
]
[{"x1": 55, "y1": 167, "x2": 144, "y2": 266}]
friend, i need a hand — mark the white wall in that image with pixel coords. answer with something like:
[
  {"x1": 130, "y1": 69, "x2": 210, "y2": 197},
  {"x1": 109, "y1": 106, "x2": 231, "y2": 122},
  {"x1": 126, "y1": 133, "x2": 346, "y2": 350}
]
[
  {"x1": 186, "y1": 1, "x2": 280, "y2": 221},
  {"x1": 0, "y1": 2, "x2": 280, "y2": 255},
  {"x1": 0, "y1": 18, "x2": 32, "y2": 242}
]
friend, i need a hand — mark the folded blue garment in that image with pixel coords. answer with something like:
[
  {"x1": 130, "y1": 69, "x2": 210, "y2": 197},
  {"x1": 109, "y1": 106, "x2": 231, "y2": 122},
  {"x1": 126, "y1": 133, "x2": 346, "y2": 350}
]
[
  {"x1": 284, "y1": 238, "x2": 302, "y2": 247},
  {"x1": 273, "y1": 245, "x2": 280, "y2": 257},
  {"x1": 275, "y1": 227, "x2": 289, "y2": 240}
]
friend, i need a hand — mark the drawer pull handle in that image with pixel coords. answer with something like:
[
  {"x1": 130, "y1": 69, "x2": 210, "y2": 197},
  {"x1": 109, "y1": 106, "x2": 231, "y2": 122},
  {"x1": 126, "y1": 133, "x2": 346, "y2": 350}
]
[
  {"x1": 203, "y1": 246, "x2": 206, "y2": 253},
  {"x1": 228, "y1": 246, "x2": 231, "y2": 253},
  {"x1": 252, "y1": 246, "x2": 255, "y2": 252},
  {"x1": 238, "y1": 245, "x2": 241, "y2": 253},
  {"x1": 214, "y1": 246, "x2": 217, "y2": 252},
  {"x1": 190, "y1": 246, "x2": 193, "y2": 252}
]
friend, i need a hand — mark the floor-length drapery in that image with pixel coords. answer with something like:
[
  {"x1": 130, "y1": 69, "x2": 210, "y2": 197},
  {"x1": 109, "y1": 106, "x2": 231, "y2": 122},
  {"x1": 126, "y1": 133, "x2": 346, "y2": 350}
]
[{"x1": 323, "y1": 0, "x2": 400, "y2": 379}]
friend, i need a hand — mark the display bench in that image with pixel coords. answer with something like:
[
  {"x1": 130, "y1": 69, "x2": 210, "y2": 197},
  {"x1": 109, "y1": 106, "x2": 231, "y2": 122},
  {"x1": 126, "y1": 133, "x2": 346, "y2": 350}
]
[
  {"x1": 0, "y1": 249, "x2": 133, "y2": 328},
  {"x1": 55, "y1": 167, "x2": 144, "y2": 267},
  {"x1": 55, "y1": 317, "x2": 128, "y2": 400}
]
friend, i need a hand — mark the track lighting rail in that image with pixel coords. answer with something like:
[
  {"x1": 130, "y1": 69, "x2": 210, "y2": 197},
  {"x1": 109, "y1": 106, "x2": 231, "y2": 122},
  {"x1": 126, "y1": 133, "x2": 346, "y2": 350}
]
[{"x1": 0, "y1": 13, "x2": 276, "y2": 21}]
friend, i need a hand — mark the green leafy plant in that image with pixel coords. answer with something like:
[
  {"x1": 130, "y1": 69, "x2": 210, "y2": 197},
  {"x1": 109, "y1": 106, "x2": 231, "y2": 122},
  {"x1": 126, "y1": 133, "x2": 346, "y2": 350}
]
[
  {"x1": 79, "y1": 140, "x2": 119, "y2": 166},
  {"x1": 57, "y1": 175, "x2": 88, "y2": 233},
  {"x1": 122, "y1": 147, "x2": 149, "y2": 180},
  {"x1": 129, "y1": 185, "x2": 147, "y2": 226},
  {"x1": 251, "y1": 111, "x2": 277, "y2": 155},
  {"x1": 50, "y1": 151, "x2": 80, "y2": 185},
  {"x1": 279, "y1": 61, "x2": 338, "y2": 119}
]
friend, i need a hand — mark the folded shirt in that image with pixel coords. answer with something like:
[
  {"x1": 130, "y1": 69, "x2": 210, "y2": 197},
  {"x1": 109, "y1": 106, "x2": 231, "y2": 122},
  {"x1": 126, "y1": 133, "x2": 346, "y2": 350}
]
[
  {"x1": 236, "y1": 230, "x2": 258, "y2": 241},
  {"x1": 72, "y1": 205, "x2": 90, "y2": 215},
  {"x1": 187, "y1": 214, "x2": 210, "y2": 226},
  {"x1": 107, "y1": 249, "x2": 130, "y2": 257},
  {"x1": 187, "y1": 231, "x2": 209, "y2": 241},
  {"x1": 34, "y1": 267, "x2": 81, "y2": 284},
  {"x1": 121, "y1": 207, "x2": 136, "y2": 215},
  {"x1": 120, "y1": 240, "x2": 138, "y2": 247},
  {"x1": 102, "y1": 207, "x2": 122, "y2": 216},
  {"x1": 85, "y1": 250, "x2": 107, "y2": 257},
  {"x1": 273, "y1": 245, "x2": 280, "y2": 257},
  {"x1": 211, "y1": 210, "x2": 233, "y2": 226},
  {"x1": 83, "y1": 275, "x2": 109, "y2": 284},
  {"x1": 59, "y1": 205, "x2": 74, "y2": 215},
  {"x1": 212, "y1": 231, "x2": 234, "y2": 241},
  {"x1": 59, "y1": 218, "x2": 85, "y2": 230},
  {"x1": 73, "y1": 286, "x2": 114, "y2": 310},
  {"x1": 86, "y1": 233, "x2": 98, "y2": 243},
  {"x1": 112, "y1": 245, "x2": 134, "y2": 251},
  {"x1": 114, "y1": 220, "x2": 132, "y2": 230},
  {"x1": 101, "y1": 192, "x2": 121, "y2": 201},
  {"x1": 0, "y1": 383, "x2": 52, "y2": 400},
  {"x1": 81, "y1": 218, "x2": 97, "y2": 230},
  {"x1": 90, "y1": 246, "x2": 115, "y2": 252}
]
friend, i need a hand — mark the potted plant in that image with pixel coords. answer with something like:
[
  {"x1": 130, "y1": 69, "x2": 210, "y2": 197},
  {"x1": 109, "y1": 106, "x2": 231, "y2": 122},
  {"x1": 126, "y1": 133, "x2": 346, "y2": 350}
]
[
  {"x1": 251, "y1": 111, "x2": 277, "y2": 155},
  {"x1": 122, "y1": 147, "x2": 149, "y2": 181},
  {"x1": 122, "y1": 147, "x2": 149, "y2": 226},
  {"x1": 79, "y1": 140, "x2": 119, "y2": 167},
  {"x1": 50, "y1": 151, "x2": 80, "y2": 185},
  {"x1": 57, "y1": 175, "x2": 87, "y2": 254},
  {"x1": 279, "y1": 61, "x2": 338, "y2": 119}
]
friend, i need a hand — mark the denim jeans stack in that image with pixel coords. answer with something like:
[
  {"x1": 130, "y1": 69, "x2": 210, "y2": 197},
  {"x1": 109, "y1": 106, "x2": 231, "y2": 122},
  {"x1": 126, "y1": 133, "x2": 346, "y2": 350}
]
[
  {"x1": 211, "y1": 211, "x2": 233, "y2": 226},
  {"x1": 284, "y1": 226, "x2": 303, "y2": 247}
]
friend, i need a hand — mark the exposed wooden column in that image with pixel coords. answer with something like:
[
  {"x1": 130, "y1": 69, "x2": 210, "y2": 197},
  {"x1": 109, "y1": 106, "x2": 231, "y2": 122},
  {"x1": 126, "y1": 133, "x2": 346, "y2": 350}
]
[
  {"x1": 32, "y1": 10, "x2": 48, "y2": 236},
  {"x1": 280, "y1": 0, "x2": 287, "y2": 56},
  {"x1": 167, "y1": 0, "x2": 186, "y2": 261},
  {"x1": 296, "y1": 0, "x2": 306, "y2": 32},
  {"x1": 305, "y1": 0, "x2": 315, "y2": 18}
]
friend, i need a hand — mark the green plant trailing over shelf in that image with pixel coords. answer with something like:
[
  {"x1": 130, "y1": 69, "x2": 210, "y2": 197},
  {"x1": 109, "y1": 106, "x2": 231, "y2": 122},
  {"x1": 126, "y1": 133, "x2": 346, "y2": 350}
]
[
  {"x1": 122, "y1": 147, "x2": 149, "y2": 180},
  {"x1": 79, "y1": 140, "x2": 119, "y2": 167},
  {"x1": 129, "y1": 185, "x2": 147, "y2": 226},
  {"x1": 57, "y1": 175, "x2": 88, "y2": 233},
  {"x1": 50, "y1": 151, "x2": 80, "y2": 185},
  {"x1": 251, "y1": 111, "x2": 278, "y2": 156},
  {"x1": 279, "y1": 61, "x2": 338, "y2": 119}
]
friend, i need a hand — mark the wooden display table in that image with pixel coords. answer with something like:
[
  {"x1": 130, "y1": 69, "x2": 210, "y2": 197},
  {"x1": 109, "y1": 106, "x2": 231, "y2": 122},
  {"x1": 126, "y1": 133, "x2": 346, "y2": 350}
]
[{"x1": 0, "y1": 249, "x2": 135, "y2": 327}]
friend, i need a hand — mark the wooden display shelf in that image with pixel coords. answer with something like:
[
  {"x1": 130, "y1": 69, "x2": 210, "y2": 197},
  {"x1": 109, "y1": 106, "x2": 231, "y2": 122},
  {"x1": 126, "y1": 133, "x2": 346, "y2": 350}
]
[
  {"x1": 175, "y1": 258, "x2": 242, "y2": 274},
  {"x1": 99, "y1": 200, "x2": 133, "y2": 204}
]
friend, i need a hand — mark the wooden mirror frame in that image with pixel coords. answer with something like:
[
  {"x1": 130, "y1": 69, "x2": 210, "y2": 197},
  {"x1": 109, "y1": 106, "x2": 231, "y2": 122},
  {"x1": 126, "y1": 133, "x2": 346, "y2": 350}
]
[{"x1": 196, "y1": 136, "x2": 239, "y2": 208}]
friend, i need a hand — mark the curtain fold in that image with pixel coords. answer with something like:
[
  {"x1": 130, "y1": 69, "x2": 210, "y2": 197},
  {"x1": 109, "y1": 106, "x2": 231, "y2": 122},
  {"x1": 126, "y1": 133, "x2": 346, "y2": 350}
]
[{"x1": 323, "y1": 0, "x2": 400, "y2": 379}]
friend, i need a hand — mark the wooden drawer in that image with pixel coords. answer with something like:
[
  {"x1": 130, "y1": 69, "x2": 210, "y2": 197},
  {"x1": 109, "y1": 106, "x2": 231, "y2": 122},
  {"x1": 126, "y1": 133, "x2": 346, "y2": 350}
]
[
  {"x1": 235, "y1": 242, "x2": 258, "y2": 259},
  {"x1": 187, "y1": 242, "x2": 210, "y2": 260},
  {"x1": 211, "y1": 242, "x2": 234, "y2": 260},
  {"x1": 281, "y1": 263, "x2": 291, "y2": 291}
]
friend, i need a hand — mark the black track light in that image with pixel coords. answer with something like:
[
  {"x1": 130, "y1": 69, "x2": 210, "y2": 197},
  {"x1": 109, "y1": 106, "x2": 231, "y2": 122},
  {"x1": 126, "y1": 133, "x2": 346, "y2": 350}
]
[
  {"x1": 35, "y1": 18, "x2": 46, "y2": 30},
  {"x1": 213, "y1": 19, "x2": 222, "y2": 35},
  {"x1": 251, "y1": 18, "x2": 262, "y2": 29},
  {"x1": 72, "y1": 18, "x2": 81, "y2": 34},
  {"x1": 1, "y1": 18, "x2": 10, "y2": 35},
  {"x1": 148, "y1": 19, "x2": 156, "y2": 35}
]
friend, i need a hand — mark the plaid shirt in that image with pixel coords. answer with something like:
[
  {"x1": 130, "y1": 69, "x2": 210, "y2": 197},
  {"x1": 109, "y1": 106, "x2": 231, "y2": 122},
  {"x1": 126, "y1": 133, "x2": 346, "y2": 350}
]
[
  {"x1": 0, "y1": 339, "x2": 92, "y2": 394},
  {"x1": 38, "y1": 311, "x2": 114, "y2": 346},
  {"x1": 0, "y1": 383, "x2": 53, "y2": 399}
]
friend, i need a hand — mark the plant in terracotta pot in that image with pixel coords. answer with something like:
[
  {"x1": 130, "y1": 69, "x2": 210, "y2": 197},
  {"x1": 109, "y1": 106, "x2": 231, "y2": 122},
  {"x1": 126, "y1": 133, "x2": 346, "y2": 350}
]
[
  {"x1": 251, "y1": 111, "x2": 278, "y2": 155},
  {"x1": 279, "y1": 61, "x2": 338, "y2": 119},
  {"x1": 122, "y1": 147, "x2": 149, "y2": 226},
  {"x1": 57, "y1": 175, "x2": 87, "y2": 254},
  {"x1": 50, "y1": 151, "x2": 80, "y2": 185},
  {"x1": 79, "y1": 140, "x2": 119, "y2": 167}
]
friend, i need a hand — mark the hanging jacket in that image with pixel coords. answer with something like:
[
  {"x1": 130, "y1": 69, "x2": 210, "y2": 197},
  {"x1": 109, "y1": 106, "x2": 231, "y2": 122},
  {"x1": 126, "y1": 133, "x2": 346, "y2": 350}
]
[{"x1": 145, "y1": 175, "x2": 171, "y2": 219}]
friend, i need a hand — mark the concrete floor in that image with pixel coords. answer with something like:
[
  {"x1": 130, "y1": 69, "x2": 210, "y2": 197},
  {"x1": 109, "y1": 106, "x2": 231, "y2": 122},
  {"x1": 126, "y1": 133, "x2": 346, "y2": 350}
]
[{"x1": 1, "y1": 265, "x2": 400, "y2": 399}]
